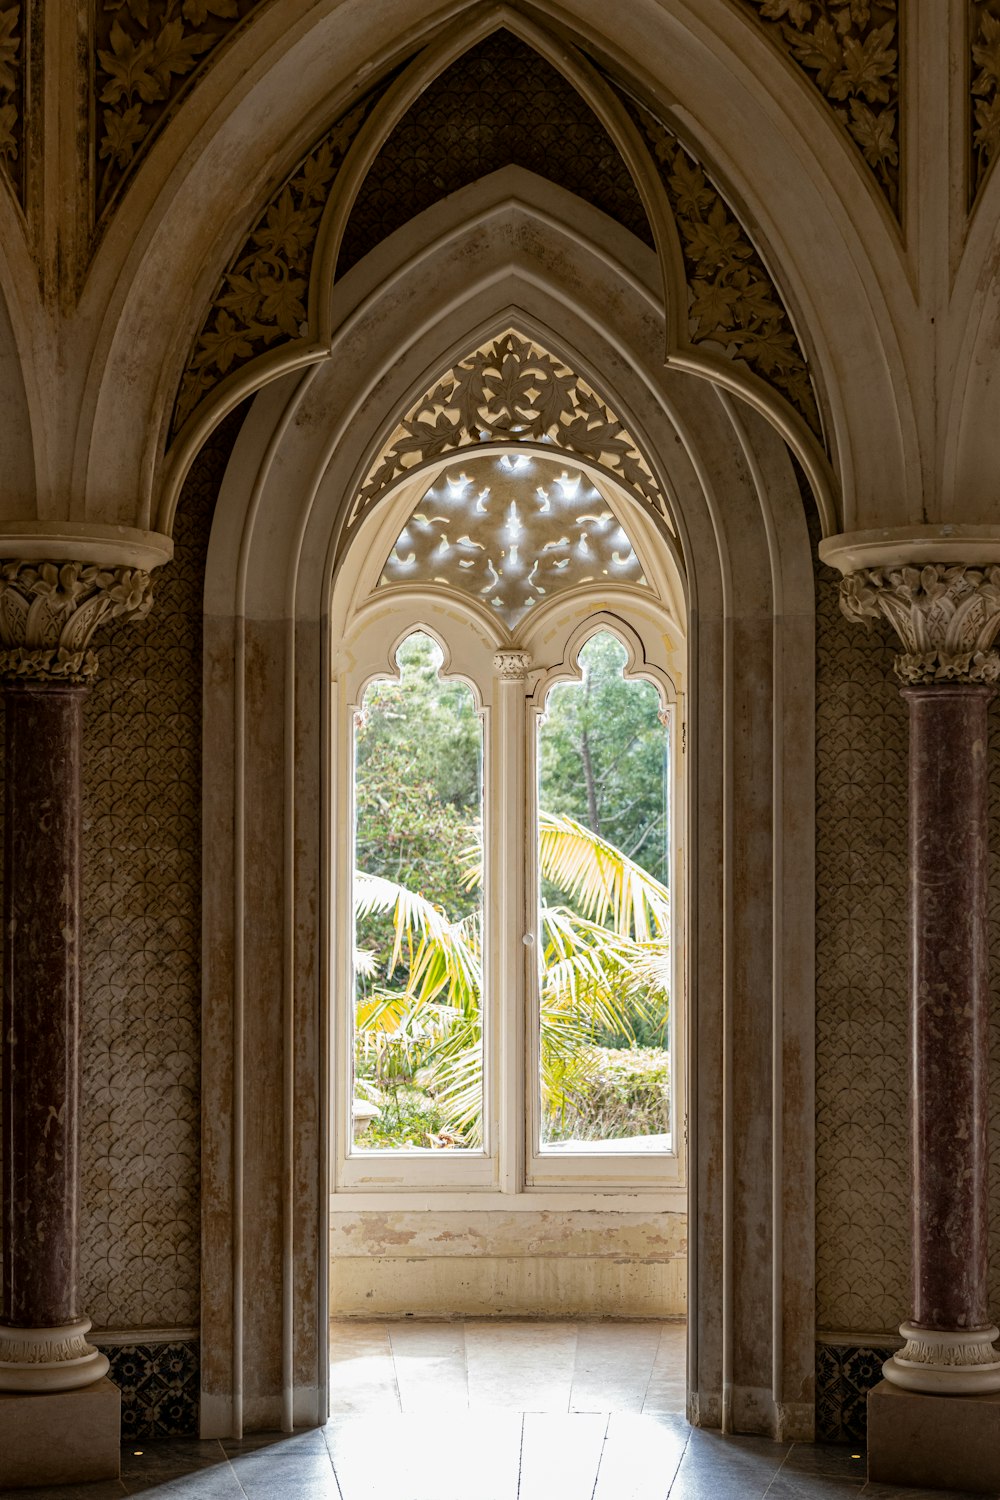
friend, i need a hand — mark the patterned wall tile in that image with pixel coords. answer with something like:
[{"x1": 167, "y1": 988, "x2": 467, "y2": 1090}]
[
  {"x1": 76, "y1": 408, "x2": 244, "y2": 1330},
  {"x1": 98, "y1": 1338, "x2": 199, "y2": 1440},
  {"x1": 814, "y1": 551, "x2": 910, "y2": 1334},
  {"x1": 816, "y1": 1342, "x2": 895, "y2": 1444}
]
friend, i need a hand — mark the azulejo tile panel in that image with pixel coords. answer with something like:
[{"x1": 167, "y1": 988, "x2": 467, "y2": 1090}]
[
  {"x1": 815, "y1": 1342, "x2": 895, "y2": 1443},
  {"x1": 97, "y1": 1338, "x2": 199, "y2": 1440}
]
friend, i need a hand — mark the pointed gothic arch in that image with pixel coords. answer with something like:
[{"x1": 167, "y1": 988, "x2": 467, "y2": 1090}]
[{"x1": 197, "y1": 194, "x2": 817, "y2": 1438}]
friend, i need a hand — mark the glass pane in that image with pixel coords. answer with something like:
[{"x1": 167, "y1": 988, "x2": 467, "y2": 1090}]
[
  {"x1": 352, "y1": 632, "x2": 484, "y2": 1151},
  {"x1": 536, "y1": 631, "x2": 671, "y2": 1154}
]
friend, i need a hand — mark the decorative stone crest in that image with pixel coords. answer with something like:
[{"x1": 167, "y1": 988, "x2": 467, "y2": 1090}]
[
  {"x1": 627, "y1": 103, "x2": 821, "y2": 436},
  {"x1": 839, "y1": 563, "x2": 1000, "y2": 683},
  {"x1": 493, "y1": 650, "x2": 532, "y2": 681},
  {"x1": 350, "y1": 330, "x2": 668, "y2": 530},
  {"x1": 0, "y1": 561, "x2": 154, "y2": 682},
  {"x1": 740, "y1": 0, "x2": 899, "y2": 212},
  {"x1": 972, "y1": 2, "x2": 1000, "y2": 198}
]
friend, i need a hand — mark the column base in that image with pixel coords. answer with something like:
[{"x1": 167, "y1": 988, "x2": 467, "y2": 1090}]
[
  {"x1": 868, "y1": 1380, "x2": 1000, "y2": 1493},
  {"x1": 882, "y1": 1321, "x2": 1000, "y2": 1394},
  {"x1": 0, "y1": 1317, "x2": 110, "y2": 1391},
  {"x1": 0, "y1": 1377, "x2": 120, "y2": 1488}
]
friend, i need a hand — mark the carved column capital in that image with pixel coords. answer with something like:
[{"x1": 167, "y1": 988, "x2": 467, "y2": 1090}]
[
  {"x1": 839, "y1": 564, "x2": 1000, "y2": 684},
  {"x1": 0, "y1": 560, "x2": 153, "y2": 682},
  {"x1": 493, "y1": 650, "x2": 532, "y2": 681}
]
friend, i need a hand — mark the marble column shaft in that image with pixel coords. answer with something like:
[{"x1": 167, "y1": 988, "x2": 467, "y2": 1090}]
[
  {"x1": 1, "y1": 681, "x2": 85, "y2": 1328},
  {"x1": 905, "y1": 684, "x2": 992, "y2": 1333}
]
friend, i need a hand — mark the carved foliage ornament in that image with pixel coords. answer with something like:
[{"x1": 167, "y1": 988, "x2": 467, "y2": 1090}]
[
  {"x1": 839, "y1": 564, "x2": 1000, "y2": 683},
  {"x1": 741, "y1": 0, "x2": 899, "y2": 211},
  {"x1": 171, "y1": 88, "x2": 382, "y2": 434},
  {"x1": 972, "y1": 2, "x2": 1000, "y2": 198},
  {"x1": 350, "y1": 331, "x2": 668, "y2": 530},
  {"x1": 0, "y1": 2, "x2": 20, "y2": 197},
  {"x1": 0, "y1": 561, "x2": 154, "y2": 681},
  {"x1": 630, "y1": 105, "x2": 820, "y2": 435},
  {"x1": 95, "y1": 0, "x2": 268, "y2": 214}
]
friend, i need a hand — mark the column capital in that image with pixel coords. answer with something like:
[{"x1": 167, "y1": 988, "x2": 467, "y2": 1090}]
[
  {"x1": 493, "y1": 650, "x2": 532, "y2": 681},
  {"x1": 0, "y1": 560, "x2": 154, "y2": 682},
  {"x1": 837, "y1": 563, "x2": 1000, "y2": 684}
]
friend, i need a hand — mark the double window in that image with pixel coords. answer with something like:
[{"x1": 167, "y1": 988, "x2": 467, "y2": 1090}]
[{"x1": 332, "y1": 451, "x2": 683, "y2": 1197}]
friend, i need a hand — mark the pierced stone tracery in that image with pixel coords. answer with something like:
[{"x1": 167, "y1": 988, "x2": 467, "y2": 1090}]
[{"x1": 377, "y1": 453, "x2": 649, "y2": 629}]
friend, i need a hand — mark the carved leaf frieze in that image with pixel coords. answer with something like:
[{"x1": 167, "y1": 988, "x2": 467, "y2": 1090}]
[
  {"x1": 972, "y1": 2, "x2": 1000, "y2": 198},
  {"x1": 628, "y1": 104, "x2": 821, "y2": 436},
  {"x1": 349, "y1": 329, "x2": 669, "y2": 532},
  {"x1": 95, "y1": 0, "x2": 270, "y2": 215},
  {"x1": 740, "y1": 0, "x2": 899, "y2": 212},
  {"x1": 171, "y1": 89, "x2": 382, "y2": 436}
]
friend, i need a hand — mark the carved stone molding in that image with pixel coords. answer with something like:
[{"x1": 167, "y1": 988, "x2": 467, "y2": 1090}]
[
  {"x1": 349, "y1": 329, "x2": 669, "y2": 532},
  {"x1": 493, "y1": 650, "x2": 532, "y2": 680},
  {"x1": 740, "y1": 0, "x2": 899, "y2": 213},
  {"x1": 94, "y1": 0, "x2": 271, "y2": 216},
  {"x1": 171, "y1": 83, "x2": 385, "y2": 434},
  {"x1": 885, "y1": 1321, "x2": 1000, "y2": 1394},
  {"x1": 972, "y1": 1, "x2": 1000, "y2": 199},
  {"x1": 623, "y1": 99, "x2": 821, "y2": 436},
  {"x1": 0, "y1": 561, "x2": 154, "y2": 682},
  {"x1": 839, "y1": 563, "x2": 1000, "y2": 683},
  {"x1": 0, "y1": 2, "x2": 22, "y2": 202},
  {"x1": 0, "y1": 1318, "x2": 109, "y2": 1393}
]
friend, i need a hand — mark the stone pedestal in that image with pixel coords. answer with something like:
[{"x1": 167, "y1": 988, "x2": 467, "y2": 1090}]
[
  {"x1": 868, "y1": 1380, "x2": 1000, "y2": 1493},
  {"x1": 0, "y1": 1379, "x2": 121, "y2": 1487}
]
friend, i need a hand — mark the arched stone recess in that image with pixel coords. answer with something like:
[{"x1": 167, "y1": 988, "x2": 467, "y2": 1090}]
[
  {"x1": 72, "y1": 0, "x2": 921, "y2": 541},
  {"x1": 157, "y1": 9, "x2": 833, "y2": 531},
  {"x1": 197, "y1": 190, "x2": 816, "y2": 1440}
]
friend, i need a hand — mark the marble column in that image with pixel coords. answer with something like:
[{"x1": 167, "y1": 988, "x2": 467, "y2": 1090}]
[
  {"x1": 0, "y1": 560, "x2": 152, "y2": 1393},
  {"x1": 839, "y1": 562, "x2": 1000, "y2": 1395}
]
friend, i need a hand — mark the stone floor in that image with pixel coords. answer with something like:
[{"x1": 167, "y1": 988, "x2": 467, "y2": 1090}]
[{"x1": 1, "y1": 1321, "x2": 990, "y2": 1498}]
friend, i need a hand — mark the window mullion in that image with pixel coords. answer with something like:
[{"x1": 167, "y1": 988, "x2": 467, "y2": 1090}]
[{"x1": 492, "y1": 651, "x2": 532, "y2": 1193}]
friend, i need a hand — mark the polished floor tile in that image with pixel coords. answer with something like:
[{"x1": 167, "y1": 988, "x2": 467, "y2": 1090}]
[{"x1": 4, "y1": 1321, "x2": 989, "y2": 1497}]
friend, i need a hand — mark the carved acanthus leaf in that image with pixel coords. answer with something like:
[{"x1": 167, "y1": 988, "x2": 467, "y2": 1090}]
[
  {"x1": 839, "y1": 564, "x2": 1000, "y2": 683},
  {"x1": 740, "y1": 0, "x2": 899, "y2": 212},
  {"x1": 349, "y1": 330, "x2": 669, "y2": 531},
  {"x1": 628, "y1": 105, "x2": 820, "y2": 435},
  {"x1": 171, "y1": 87, "x2": 383, "y2": 435},
  {"x1": 0, "y1": 561, "x2": 154, "y2": 681},
  {"x1": 95, "y1": 0, "x2": 270, "y2": 215},
  {"x1": 972, "y1": 3, "x2": 1000, "y2": 199}
]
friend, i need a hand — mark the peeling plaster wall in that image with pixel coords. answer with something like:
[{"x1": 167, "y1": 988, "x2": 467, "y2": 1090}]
[{"x1": 330, "y1": 1210, "x2": 687, "y2": 1319}]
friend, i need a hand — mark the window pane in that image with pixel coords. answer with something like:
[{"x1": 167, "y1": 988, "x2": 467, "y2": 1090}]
[
  {"x1": 352, "y1": 632, "x2": 484, "y2": 1151},
  {"x1": 536, "y1": 631, "x2": 670, "y2": 1154}
]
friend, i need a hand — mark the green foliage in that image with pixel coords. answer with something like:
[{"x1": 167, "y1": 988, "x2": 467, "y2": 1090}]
[
  {"x1": 539, "y1": 632, "x2": 668, "y2": 886},
  {"x1": 351, "y1": 629, "x2": 672, "y2": 1151},
  {"x1": 546, "y1": 1045, "x2": 670, "y2": 1142}
]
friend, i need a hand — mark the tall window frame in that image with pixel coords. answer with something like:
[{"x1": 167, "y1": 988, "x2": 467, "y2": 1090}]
[{"x1": 330, "y1": 454, "x2": 686, "y2": 1205}]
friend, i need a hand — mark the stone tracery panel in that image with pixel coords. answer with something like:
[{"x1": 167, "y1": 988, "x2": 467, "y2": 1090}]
[{"x1": 350, "y1": 329, "x2": 670, "y2": 536}]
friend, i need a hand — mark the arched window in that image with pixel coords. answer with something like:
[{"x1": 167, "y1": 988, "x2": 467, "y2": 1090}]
[{"x1": 332, "y1": 450, "x2": 684, "y2": 1196}]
